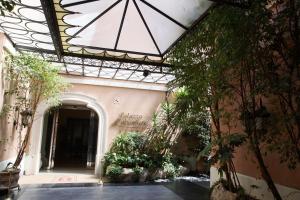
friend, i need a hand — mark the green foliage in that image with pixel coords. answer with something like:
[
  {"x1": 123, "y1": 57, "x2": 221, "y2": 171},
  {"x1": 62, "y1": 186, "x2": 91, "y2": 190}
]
[
  {"x1": 145, "y1": 88, "x2": 211, "y2": 164},
  {"x1": 105, "y1": 164, "x2": 123, "y2": 181},
  {"x1": 133, "y1": 166, "x2": 143, "y2": 175},
  {"x1": 11, "y1": 53, "x2": 69, "y2": 108},
  {"x1": 110, "y1": 132, "x2": 145, "y2": 155},
  {"x1": 0, "y1": 0, "x2": 15, "y2": 16},
  {"x1": 162, "y1": 162, "x2": 177, "y2": 178},
  {"x1": 172, "y1": 88, "x2": 211, "y2": 149},
  {"x1": 104, "y1": 132, "x2": 182, "y2": 180},
  {"x1": 169, "y1": 0, "x2": 299, "y2": 198},
  {"x1": 104, "y1": 132, "x2": 151, "y2": 169},
  {"x1": 202, "y1": 134, "x2": 246, "y2": 175},
  {"x1": 6, "y1": 53, "x2": 69, "y2": 167},
  {"x1": 3, "y1": 53, "x2": 69, "y2": 125}
]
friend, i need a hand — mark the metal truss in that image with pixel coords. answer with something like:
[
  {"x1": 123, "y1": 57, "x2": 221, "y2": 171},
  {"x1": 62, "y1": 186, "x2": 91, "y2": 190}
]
[{"x1": 20, "y1": 48, "x2": 174, "y2": 84}]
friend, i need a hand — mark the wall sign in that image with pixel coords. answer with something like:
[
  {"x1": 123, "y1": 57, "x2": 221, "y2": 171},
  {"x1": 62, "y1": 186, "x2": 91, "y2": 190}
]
[{"x1": 115, "y1": 112, "x2": 149, "y2": 131}]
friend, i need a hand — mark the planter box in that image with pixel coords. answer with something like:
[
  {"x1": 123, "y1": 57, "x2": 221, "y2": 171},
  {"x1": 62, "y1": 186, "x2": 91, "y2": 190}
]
[{"x1": 0, "y1": 169, "x2": 20, "y2": 191}]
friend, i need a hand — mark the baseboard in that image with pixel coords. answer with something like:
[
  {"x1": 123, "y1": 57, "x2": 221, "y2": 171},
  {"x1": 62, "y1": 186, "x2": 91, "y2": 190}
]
[{"x1": 210, "y1": 167, "x2": 300, "y2": 200}]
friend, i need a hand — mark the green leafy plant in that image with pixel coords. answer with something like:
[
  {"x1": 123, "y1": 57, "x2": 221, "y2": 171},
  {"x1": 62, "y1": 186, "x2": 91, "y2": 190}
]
[
  {"x1": 132, "y1": 166, "x2": 144, "y2": 182},
  {"x1": 133, "y1": 166, "x2": 143, "y2": 175},
  {"x1": 162, "y1": 162, "x2": 177, "y2": 178},
  {"x1": 202, "y1": 133, "x2": 246, "y2": 190},
  {"x1": 105, "y1": 164, "x2": 123, "y2": 181},
  {"x1": 144, "y1": 88, "x2": 210, "y2": 169},
  {"x1": 4, "y1": 53, "x2": 69, "y2": 168},
  {"x1": 0, "y1": 0, "x2": 15, "y2": 16},
  {"x1": 104, "y1": 132, "x2": 150, "y2": 172},
  {"x1": 169, "y1": 1, "x2": 299, "y2": 199},
  {"x1": 104, "y1": 131, "x2": 183, "y2": 180}
]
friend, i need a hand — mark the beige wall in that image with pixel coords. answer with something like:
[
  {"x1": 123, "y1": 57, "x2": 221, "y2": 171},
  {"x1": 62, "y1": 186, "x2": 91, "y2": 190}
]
[
  {"x1": 64, "y1": 80, "x2": 165, "y2": 149},
  {"x1": 0, "y1": 33, "x2": 5, "y2": 111},
  {"x1": 0, "y1": 34, "x2": 24, "y2": 167}
]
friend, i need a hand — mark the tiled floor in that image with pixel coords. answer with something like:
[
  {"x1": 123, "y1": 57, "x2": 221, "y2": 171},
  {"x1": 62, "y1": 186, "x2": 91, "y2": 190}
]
[{"x1": 1, "y1": 181, "x2": 209, "y2": 200}]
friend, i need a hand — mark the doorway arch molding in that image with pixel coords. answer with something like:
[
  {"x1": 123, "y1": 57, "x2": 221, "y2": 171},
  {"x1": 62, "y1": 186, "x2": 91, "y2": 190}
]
[{"x1": 25, "y1": 92, "x2": 108, "y2": 176}]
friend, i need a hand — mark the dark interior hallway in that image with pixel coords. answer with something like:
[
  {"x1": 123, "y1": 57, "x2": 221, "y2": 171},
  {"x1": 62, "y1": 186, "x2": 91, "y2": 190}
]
[{"x1": 41, "y1": 105, "x2": 98, "y2": 171}]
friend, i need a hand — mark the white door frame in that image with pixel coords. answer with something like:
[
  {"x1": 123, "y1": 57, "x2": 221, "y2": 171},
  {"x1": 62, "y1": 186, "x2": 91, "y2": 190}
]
[{"x1": 25, "y1": 92, "x2": 108, "y2": 177}]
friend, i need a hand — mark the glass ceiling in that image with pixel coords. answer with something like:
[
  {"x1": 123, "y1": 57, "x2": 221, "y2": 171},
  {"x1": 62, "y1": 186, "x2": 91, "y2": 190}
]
[
  {"x1": 0, "y1": 0, "x2": 213, "y2": 83},
  {"x1": 55, "y1": 0, "x2": 212, "y2": 63}
]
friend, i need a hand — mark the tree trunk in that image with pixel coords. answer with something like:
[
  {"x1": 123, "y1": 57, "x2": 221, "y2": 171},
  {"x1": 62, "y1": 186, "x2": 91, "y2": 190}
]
[
  {"x1": 13, "y1": 111, "x2": 35, "y2": 168},
  {"x1": 250, "y1": 136, "x2": 282, "y2": 200},
  {"x1": 13, "y1": 123, "x2": 32, "y2": 168}
]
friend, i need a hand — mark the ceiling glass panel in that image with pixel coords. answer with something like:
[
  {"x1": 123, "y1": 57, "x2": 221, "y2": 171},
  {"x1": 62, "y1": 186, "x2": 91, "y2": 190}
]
[
  {"x1": 157, "y1": 74, "x2": 175, "y2": 84},
  {"x1": 114, "y1": 69, "x2": 133, "y2": 80},
  {"x1": 84, "y1": 66, "x2": 100, "y2": 77},
  {"x1": 143, "y1": 73, "x2": 163, "y2": 83},
  {"x1": 143, "y1": 0, "x2": 212, "y2": 27},
  {"x1": 20, "y1": 0, "x2": 42, "y2": 7},
  {"x1": 0, "y1": 0, "x2": 54, "y2": 51},
  {"x1": 136, "y1": 0, "x2": 186, "y2": 53},
  {"x1": 64, "y1": 13, "x2": 99, "y2": 28},
  {"x1": 117, "y1": 0, "x2": 159, "y2": 54},
  {"x1": 68, "y1": 0, "x2": 126, "y2": 49},
  {"x1": 99, "y1": 68, "x2": 118, "y2": 78},
  {"x1": 128, "y1": 71, "x2": 144, "y2": 81}
]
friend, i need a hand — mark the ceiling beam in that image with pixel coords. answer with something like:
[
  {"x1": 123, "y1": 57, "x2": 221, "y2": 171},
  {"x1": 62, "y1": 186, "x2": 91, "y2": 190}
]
[
  {"x1": 114, "y1": 0, "x2": 129, "y2": 50},
  {"x1": 133, "y1": 0, "x2": 161, "y2": 55},
  {"x1": 40, "y1": 0, "x2": 64, "y2": 60},
  {"x1": 62, "y1": 0, "x2": 100, "y2": 8},
  {"x1": 140, "y1": 0, "x2": 188, "y2": 30}
]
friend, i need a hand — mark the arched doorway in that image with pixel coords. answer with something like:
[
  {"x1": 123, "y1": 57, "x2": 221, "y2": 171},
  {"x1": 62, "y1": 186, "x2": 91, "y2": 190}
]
[
  {"x1": 25, "y1": 93, "x2": 107, "y2": 176},
  {"x1": 40, "y1": 105, "x2": 99, "y2": 172}
]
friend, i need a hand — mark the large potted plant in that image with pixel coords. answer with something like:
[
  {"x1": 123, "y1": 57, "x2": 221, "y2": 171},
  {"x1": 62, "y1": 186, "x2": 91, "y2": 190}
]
[{"x1": 0, "y1": 53, "x2": 68, "y2": 191}]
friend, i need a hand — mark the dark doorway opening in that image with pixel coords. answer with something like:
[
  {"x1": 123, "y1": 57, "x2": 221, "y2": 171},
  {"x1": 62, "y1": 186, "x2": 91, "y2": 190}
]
[{"x1": 41, "y1": 105, "x2": 98, "y2": 171}]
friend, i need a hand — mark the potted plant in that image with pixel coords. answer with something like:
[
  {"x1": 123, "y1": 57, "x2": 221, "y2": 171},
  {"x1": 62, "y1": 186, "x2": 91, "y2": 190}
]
[{"x1": 0, "y1": 53, "x2": 68, "y2": 191}]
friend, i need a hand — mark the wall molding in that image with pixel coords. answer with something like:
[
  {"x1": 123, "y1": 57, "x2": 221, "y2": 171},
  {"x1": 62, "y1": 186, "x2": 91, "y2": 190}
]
[
  {"x1": 64, "y1": 76, "x2": 168, "y2": 91},
  {"x1": 26, "y1": 92, "x2": 108, "y2": 177}
]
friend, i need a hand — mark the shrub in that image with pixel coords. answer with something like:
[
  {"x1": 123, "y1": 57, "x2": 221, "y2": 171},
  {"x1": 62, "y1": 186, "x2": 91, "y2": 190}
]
[
  {"x1": 132, "y1": 166, "x2": 144, "y2": 182},
  {"x1": 104, "y1": 132, "x2": 181, "y2": 180},
  {"x1": 162, "y1": 162, "x2": 177, "y2": 178},
  {"x1": 105, "y1": 164, "x2": 123, "y2": 181},
  {"x1": 133, "y1": 166, "x2": 143, "y2": 175},
  {"x1": 104, "y1": 132, "x2": 150, "y2": 173},
  {"x1": 110, "y1": 132, "x2": 145, "y2": 155}
]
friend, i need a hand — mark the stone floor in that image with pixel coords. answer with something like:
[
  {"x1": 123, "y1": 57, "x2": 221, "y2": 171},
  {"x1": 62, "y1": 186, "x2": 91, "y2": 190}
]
[
  {"x1": 19, "y1": 169, "x2": 99, "y2": 185},
  {"x1": 0, "y1": 181, "x2": 209, "y2": 200}
]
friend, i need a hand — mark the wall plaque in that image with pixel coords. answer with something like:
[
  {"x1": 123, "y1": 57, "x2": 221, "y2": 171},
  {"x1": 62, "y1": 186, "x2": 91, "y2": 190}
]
[{"x1": 115, "y1": 112, "x2": 149, "y2": 132}]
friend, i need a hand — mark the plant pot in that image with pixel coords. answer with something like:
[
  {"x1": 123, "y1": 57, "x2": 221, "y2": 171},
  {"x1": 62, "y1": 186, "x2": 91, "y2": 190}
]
[{"x1": 0, "y1": 169, "x2": 20, "y2": 191}]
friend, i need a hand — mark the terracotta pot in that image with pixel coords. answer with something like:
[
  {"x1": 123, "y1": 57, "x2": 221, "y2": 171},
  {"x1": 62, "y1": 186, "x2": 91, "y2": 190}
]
[{"x1": 0, "y1": 169, "x2": 20, "y2": 191}]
